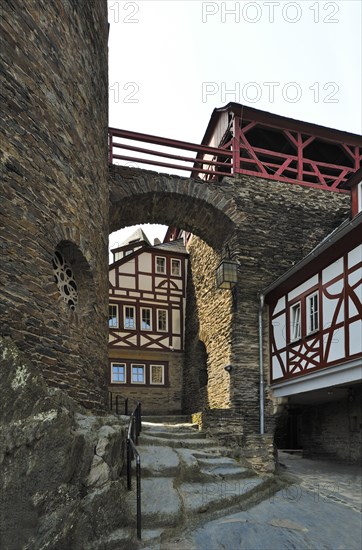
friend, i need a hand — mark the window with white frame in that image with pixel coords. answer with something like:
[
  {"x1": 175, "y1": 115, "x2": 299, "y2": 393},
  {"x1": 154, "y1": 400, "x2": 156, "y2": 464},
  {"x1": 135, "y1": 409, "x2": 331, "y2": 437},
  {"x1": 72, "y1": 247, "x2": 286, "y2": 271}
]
[
  {"x1": 307, "y1": 292, "x2": 319, "y2": 334},
  {"x1": 109, "y1": 304, "x2": 118, "y2": 328},
  {"x1": 131, "y1": 364, "x2": 145, "y2": 384},
  {"x1": 358, "y1": 181, "x2": 362, "y2": 213},
  {"x1": 141, "y1": 307, "x2": 152, "y2": 330},
  {"x1": 290, "y1": 302, "x2": 301, "y2": 341},
  {"x1": 150, "y1": 364, "x2": 164, "y2": 385},
  {"x1": 111, "y1": 362, "x2": 126, "y2": 383},
  {"x1": 156, "y1": 256, "x2": 166, "y2": 274},
  {"x1": 124, "y1": 306, "x2": 135, "y2": 329},
  {"x1": 157, "y1": 309, "x2": 168, "y2": 331},
  {"x1": 171, "y1": 259, "x2": 181, "y2": 276}
]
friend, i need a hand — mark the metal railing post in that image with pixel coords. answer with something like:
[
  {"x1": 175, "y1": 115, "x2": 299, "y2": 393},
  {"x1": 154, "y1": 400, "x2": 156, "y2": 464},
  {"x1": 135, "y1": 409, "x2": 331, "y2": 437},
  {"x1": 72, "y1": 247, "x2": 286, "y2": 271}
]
[
  {"x1": 108, "y1": 130, "x2": 113, "y2": 164},
  {"x1": 127, "y1": 437, "x2": 132, "y2": 490},
  {"x1": 136, "y1": 455, "x2": 141, "y2": 539},
  {"x1": 138, "y1": 402, "x2": 142, "y2": 435},
  {"x1": 126, "y1": 402, "x2": 142, "y2": 540}
]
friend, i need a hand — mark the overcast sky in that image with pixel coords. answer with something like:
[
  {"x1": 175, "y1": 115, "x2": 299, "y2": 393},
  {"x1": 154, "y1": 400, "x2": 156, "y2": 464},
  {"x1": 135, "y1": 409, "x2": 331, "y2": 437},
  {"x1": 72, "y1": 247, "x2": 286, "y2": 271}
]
[{"x1": 107, "y1": 0, "x2": 362, "y2": 255}]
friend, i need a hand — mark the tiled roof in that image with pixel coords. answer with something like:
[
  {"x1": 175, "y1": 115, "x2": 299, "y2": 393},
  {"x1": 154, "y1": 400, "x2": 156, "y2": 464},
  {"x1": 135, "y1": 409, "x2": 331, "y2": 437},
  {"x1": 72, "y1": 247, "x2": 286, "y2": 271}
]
[{"x1": 153, "y1": 238, "x2": 187, "y2": 254}]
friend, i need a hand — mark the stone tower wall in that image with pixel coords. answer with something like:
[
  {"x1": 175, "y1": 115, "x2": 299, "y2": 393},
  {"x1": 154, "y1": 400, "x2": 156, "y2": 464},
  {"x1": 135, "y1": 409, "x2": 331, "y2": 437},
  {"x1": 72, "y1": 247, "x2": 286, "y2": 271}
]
[{"x1": 1, "y1": 1, "x2": 109, "y2": 409}]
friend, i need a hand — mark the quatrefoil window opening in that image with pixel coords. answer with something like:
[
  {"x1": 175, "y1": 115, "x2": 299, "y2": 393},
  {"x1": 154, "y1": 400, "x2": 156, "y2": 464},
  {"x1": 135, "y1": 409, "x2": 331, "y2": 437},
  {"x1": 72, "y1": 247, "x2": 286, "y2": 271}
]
[{"x1": 52, "y1": 251, "x2": 78, "y2": 311}]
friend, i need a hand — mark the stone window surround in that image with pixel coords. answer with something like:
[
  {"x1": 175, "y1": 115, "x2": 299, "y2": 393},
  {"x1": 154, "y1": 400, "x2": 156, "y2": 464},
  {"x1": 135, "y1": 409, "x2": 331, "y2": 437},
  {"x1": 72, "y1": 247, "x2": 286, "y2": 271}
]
[
  {"x1": 51, "y1": 240, "x2": 95, "y2": 321},
  {"x1": 52, "y1": 250, "x2": 78, "y2": 311}
]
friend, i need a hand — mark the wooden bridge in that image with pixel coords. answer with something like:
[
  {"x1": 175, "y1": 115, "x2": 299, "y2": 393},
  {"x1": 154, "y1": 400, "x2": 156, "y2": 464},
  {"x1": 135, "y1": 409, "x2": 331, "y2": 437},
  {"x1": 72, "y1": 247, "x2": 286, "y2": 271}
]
[{"x1": 109, "y1": 103, "x2": 362, "y2": 194}]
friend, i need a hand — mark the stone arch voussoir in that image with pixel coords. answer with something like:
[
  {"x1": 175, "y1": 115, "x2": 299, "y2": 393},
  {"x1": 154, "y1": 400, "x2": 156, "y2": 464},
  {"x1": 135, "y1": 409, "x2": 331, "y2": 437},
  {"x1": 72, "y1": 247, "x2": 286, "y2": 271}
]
[{"x1": 109, "y1": 166, "x2": 245, "y2": 249}]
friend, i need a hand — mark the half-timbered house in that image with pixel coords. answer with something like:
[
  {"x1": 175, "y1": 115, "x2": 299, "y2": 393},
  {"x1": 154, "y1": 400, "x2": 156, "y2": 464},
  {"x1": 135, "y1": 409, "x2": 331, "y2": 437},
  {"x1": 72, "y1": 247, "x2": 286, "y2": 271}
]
[
  {"x1": 108, "y1": 229, "x2": 188, "y2": 414},
  {"x1": 266, "y1": 170, "x2": 362, "y2": 461}
]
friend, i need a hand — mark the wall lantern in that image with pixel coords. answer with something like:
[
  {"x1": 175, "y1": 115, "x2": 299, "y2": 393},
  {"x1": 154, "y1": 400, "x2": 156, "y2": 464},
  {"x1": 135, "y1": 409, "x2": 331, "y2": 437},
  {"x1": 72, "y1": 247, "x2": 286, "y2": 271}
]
[{"x1": 215, "y1": 246, "x2": 238, "y2": 289}]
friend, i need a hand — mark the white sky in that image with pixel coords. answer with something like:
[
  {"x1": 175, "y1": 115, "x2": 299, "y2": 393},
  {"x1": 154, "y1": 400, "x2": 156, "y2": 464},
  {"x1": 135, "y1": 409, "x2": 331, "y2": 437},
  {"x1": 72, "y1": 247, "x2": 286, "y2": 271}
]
[{"x1": 107, "y1": 0, "x2": 362, "y2": 255}]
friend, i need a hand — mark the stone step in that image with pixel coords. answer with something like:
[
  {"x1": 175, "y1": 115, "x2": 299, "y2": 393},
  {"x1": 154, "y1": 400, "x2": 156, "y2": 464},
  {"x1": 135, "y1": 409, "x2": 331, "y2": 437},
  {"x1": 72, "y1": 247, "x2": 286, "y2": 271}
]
[
  {"x1": 142, "y1": 415, "x2": 192, "y2": 424},
  {"x1": 142, "y1": 428, "x2": 206, "y2": 440},
  {"x1": 197, "y1": 457, "x2": 252, "y2": 480},
  {"x1": 87, "y1": 528, "x2": 136, "y2": 550},
  {"x1": 125, "y1": 477, "x2": 182, "y2": 528},
  {"x1": 127, "y1": 475, "x2": 269, "y2": 529},
  {"x1": 196, "y1": 456, "x2": 238, "y2": 466},
  {"x1": 180, "y1": 476, "x2": 267, "y2": 514},
  {"x1": 137, "y1": 445, "x2": 180, "y2": 477},
  {"x1": 199, "y1": 464, "x2": 250, "y2": 480},
  {"x1": 192, "y1": 447, "x2": 234, "y2": 458},
  {"x1": 89, "y1": 527, "x2": 164, "y2": 550},
  {"x1": 139, "y1": 434, "x2": 216, "y2": 449}
]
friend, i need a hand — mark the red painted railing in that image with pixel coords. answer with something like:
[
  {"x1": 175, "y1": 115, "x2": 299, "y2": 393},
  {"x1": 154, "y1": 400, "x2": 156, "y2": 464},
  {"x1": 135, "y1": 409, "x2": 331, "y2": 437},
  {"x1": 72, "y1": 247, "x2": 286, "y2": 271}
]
[
  {"x1": 108, "y1": 126, "x2": 361, "y2": 192},
  {"x1": 108, "y1": 127, "x2": 233, "y2": 179}
]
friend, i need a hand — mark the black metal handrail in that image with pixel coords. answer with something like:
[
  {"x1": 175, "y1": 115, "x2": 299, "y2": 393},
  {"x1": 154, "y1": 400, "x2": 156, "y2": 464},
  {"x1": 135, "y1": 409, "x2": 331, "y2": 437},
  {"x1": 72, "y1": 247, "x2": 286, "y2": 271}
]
[
  {"x1": 127, "y1": 402, "x2": 142, "y2": 539},
  {"x1": 108, "y1": 391, "x2": 129, "y2": 415},
  {"x1": 108, "y1": 392, "x2": 142, "y2": 539}
]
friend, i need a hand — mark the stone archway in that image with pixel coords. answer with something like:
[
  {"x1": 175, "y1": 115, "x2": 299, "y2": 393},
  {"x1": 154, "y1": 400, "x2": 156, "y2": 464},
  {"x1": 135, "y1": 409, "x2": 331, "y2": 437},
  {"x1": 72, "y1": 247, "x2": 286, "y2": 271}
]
[
  {"x1": 109, "y1": 165, "x2": 244, "y2": 250},
  {"x1": 109, "y1": 165, "x2": 351, "y2": 438},
  {"x1": 108, "y1": 165, "x2": 245, "y2": 416}
]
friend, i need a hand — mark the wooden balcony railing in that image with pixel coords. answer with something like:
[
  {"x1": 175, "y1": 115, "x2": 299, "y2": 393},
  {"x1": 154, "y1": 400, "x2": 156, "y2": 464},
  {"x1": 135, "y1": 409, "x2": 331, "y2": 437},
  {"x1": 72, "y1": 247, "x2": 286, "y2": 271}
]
[{"x1": 108, "y1": 127, "x2": 233, "y2": 179}]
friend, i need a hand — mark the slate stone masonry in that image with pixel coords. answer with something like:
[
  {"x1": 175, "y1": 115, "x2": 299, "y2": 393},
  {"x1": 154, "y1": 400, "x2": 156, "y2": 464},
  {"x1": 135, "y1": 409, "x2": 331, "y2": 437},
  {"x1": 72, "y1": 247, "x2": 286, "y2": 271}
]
[
  {"x1": 1, "y1": 0, "x2": 109, "y2": 409},
  {"x1": 184, "y1": 175, "x2": 350, "y2": 434}
]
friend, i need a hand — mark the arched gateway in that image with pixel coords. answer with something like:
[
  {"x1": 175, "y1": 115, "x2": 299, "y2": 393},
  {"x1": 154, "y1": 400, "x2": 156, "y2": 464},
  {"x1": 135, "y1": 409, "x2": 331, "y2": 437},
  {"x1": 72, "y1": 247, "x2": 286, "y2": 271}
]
[{"x1": 107, "y1": 107, "x2": 361, "y2": 452}]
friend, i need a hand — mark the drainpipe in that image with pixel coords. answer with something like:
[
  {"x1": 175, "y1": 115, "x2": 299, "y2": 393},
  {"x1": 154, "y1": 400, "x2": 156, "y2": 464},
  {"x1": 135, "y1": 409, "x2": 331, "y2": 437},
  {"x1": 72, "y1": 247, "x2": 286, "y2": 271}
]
[{"x1": 258, "y1": 293, "x2": 265, "y2": 435}]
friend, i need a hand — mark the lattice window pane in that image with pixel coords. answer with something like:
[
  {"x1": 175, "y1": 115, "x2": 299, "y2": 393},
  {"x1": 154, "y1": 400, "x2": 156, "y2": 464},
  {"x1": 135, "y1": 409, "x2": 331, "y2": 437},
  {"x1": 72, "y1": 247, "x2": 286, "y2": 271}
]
[{"x1": 151, "y1": 365, "x2": 164, "y2": 385}]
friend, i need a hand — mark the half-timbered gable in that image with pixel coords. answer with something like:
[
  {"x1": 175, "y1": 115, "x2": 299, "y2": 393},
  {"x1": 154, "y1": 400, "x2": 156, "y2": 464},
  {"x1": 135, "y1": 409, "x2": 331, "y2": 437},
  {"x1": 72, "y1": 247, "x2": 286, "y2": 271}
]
[
  {"x1": 267, "y1": 214, "x2": 362, "y2": 394},
  {"x1": 108, "y1": 232, "x2": 188, "y2": 414},
  {"x1": 266, "y1": 209, "x2": 361, "y2": 461}
]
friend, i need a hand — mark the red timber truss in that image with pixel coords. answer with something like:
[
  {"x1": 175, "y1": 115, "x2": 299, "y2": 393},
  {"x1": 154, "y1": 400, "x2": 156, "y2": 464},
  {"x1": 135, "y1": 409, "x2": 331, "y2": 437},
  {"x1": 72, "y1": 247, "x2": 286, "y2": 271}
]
[
  {"x1": 109, "y1": 107, "x2": 362, "y2": 193},
  {"x1": 229, "y1": 115, "x2": 362, "y2": 193}
]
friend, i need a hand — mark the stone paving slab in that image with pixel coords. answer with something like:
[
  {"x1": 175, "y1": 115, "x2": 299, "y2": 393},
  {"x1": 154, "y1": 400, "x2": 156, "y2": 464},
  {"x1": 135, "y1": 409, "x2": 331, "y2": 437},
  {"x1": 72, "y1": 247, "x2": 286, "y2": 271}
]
[
  {"x1": 278, "y1": 451, "x2": 362, "y2": 512},
  {"x1": 160, "y1": 453, "x2": 362, "y2": 550},
  {"x1": 167, "y1": 485, "x2": 362, "y2": 550}
]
